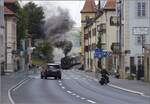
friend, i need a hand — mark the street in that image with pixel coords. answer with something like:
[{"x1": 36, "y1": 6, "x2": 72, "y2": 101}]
[{"x1": 9, "y1": 69, "x2": 149, "y2": 104}]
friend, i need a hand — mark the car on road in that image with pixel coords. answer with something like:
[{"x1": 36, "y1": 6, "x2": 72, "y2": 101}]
[{"x1": 41, "y1": 63, "x2": 61, "y2": 80}]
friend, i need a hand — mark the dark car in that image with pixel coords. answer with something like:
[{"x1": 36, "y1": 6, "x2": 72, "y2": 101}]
[{"x1": 41, "y1": 63, "x2": 61, "y2": 80}]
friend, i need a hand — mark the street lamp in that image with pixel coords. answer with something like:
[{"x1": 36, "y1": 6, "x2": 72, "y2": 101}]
[{"x1": 116, "y1": 0, "x2": 122, "y2": 77}]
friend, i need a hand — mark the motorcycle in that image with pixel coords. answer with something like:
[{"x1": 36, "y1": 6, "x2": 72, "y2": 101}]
[{"x1": 99, "y1": 74, "x2": 109, "y2": 85}]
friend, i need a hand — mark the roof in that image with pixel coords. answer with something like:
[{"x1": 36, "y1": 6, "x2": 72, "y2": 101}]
[
  {"x1": 104, "y1": 0, "x2": 116, "y2": 10},
  {"x1": 81, "y1": 0, "x2": 96, "y2": 13},
  {"x1": 4, "y1": 6, "x2": 15, "y2": 15},
  {"x1": 4, "y1": 0, "x2": 16, "y2": 3}
]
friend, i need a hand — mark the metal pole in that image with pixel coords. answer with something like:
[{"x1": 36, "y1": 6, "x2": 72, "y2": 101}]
[{"x1": 117, "y1": 0, "x2": 122, "y2": 77}]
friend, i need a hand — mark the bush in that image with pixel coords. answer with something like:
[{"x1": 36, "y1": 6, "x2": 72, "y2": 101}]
[{"x1": 127, "y1": 74, "x2": 135, "y2": 80}]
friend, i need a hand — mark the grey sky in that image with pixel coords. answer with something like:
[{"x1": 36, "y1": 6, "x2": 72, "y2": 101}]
[
  {"x1": 21, "y1": 1, "x2": 85, "y2": 27},
  {"x1": 21, "y1": 0, "x2": 106, "y2": 27}
]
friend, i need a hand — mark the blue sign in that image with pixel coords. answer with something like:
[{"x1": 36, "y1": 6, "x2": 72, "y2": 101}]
[{"x1": 94, "y1": 48, "x2": 111, "y2": 58}]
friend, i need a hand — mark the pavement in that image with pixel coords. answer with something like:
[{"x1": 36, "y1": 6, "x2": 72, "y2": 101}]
[
  {"x1": 75, "y1": 68, "x2": 150, "y2": 97},
  {"x1": 1, "y1": 67, "x2": 150, "y2": 104},
  {"x1": 0, "y1": 69, "x2": 34, "y2": 104},
  {"x1": 8, "y1": 70, "x2": 150, "y2": 104}
]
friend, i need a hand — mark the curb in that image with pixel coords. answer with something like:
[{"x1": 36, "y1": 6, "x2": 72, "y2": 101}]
[{"x1": 108, "y1": 84, "x2": 150, "y2": 98}]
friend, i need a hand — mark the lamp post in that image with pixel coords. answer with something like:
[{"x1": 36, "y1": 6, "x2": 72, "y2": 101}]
[{"x1": 117, "y1": 0, "x2": 122, "y2": 77}]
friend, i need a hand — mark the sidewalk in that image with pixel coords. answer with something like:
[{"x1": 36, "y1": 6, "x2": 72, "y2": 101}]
[
  {"x1": 79, "y1": 70, "x2": 150, "y2": 96},
  {"x1": 0, "y1": 70, "x2": 29, "y2": 104}
]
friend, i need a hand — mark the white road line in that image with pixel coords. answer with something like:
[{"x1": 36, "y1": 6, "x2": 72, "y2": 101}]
[
  {"x1": 80, "y1": 97, "x2": 86, "y2": 100},
  {"x1": 72, "y1": 93, "x2": 76, "y2": 96},
  {"x1": 141, "y1": 94, "x2": 150, "y2": 98},
  {"x1": 59, "y1": 83, "x2": 62, "y2": 86},
  {"x1": 8, "y1": 89, "x2": 15, "y2": 104},
  {"x1": 87, "y1": 99, "x2": 96, "y2": 104},
  {"x1": 8, "y1": 78, "x2": 30, "y2": 104},
  {"x1": 76, "y1": 95, "x2": 80, "y2": 98},
  {"x1": 61, "y1": 86, "x2": 65, "y2": 89},
  {"x1": 108, "y1": 84, "x2": 144, "y2": 95},
  {"x1": 13, "y1": 79, "x2": 30, "y2": 91},
  {"x1": 67, "y1": 91, "x2": 72, "y2": 94},
  {"x1": 58, "y1": 80, "x2": 61, "y2": 83}
]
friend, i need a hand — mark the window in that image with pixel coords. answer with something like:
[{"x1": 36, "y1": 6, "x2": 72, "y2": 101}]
[
  {"x1": 136, "y1": 36, "x2": 146, "y2": 45},
  {"x1": 137, "y1": 2, "x2": 146, "y2": 17}
]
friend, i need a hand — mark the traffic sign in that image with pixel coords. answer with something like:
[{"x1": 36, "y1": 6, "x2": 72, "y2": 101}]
[{"x1": 94, "y1": 48, "x2": 111, "y2": 58}]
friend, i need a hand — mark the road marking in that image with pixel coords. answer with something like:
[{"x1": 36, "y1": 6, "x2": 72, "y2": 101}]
[
  {"x1": 108, "y1": 84, "x2": 145, "y2": 96},
  {"x1": 13, "y1": 79, "x2": 30, "y2": 91},
  {"x1": 59, "y1": 83, "x2": 62, "y2": 86},
  {"x1": 76, "y1": 95, "x2": 80, "y2": 98},
  {"x1": 61, "y1": 86, "x2": 65, "y2": 89},
  {"x1": 141, "y1": 94, "x2": 150, "y2": 98},
  {"x1": 8, "y1": 78, "x2": 30, "y2": 104},
  {"x1": 8, "y1": 89, "x2": 15, "y2": 104},
  {"x1": 80, "y1": 97, "x2": 86, "y2": 100},
  {"x1": 87, "y1": 100, "x2": 96, "y2": 104},
  {"x1": 58, "y1": 80, "x2": 61, "y2": 83},
  {"x1": 72, "y1": 93, "x2": 76, "y2": 96},
  {"x1": 67, "y1": 91, "x2": 72, "y2": 94}
]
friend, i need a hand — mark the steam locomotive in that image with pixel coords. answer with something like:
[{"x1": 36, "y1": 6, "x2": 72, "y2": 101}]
[{"x1": 61, "y1": 56, "x2": 80, "y2": 69}]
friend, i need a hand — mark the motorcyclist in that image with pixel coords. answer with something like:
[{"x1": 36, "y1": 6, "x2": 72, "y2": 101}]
[{"x1": 100, "y1": 69, "x2": 109, "y2": 83}]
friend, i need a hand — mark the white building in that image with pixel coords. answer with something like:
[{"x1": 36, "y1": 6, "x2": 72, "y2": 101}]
[
  {"x1": 120, "y1": 0, "x2": 150, "y2": 78},
  {"x1": 0, "y1": 0, "x2": 5, "y2": 75},
  {"x1": 4, "y1": 0, "x2": 17, "y2": 72}
]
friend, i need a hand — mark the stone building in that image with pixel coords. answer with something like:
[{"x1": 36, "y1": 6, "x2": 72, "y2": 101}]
[
  {"x1": 0, "y1": 0, "x2": 5, "y2": 75},
  {"x1": 80, "y1": 0, "x2": 117, "y2": 72},
  {"x1": 117, "y1": 0, "x2": 150, "y2": 78},
  {"x1": 80, "y1": 0, "x2": 96, "y2": 69},
  {"x1": 4, "y1": 0, "x2": 18, "y2": 72},
  {"x1": 144, "y1": 44, "x2": 150, "y2": 83}
]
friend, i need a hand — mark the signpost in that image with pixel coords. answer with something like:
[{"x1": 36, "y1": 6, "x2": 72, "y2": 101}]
[{"x1": 94, "y1": 48, "x2": 111, "y2": 58}]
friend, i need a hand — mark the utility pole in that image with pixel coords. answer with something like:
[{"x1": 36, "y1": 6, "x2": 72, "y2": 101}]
[{"x1": 117, "y1": 0, "x2": 122, "y2": 77}]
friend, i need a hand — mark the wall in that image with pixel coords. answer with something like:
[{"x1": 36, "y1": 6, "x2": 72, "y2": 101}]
[
  {"x1": 5, "y1": 16, "x2": 17, "y2": 72},
  {"x1": 0, "y1": 0, "x2": 5, "y2": 75}
]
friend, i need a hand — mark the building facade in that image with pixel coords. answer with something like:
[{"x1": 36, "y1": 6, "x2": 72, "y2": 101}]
[
  {"x1": 80, "y1": 0, "x2": 96, "y2": 69},
  {"x1": 4, "y1": 0, "x2": 17, "y2": 72},
  {"x1": 0, "y1": 0, "x2": 5, "y2": 75},
  {"x1": 81, "y1": 0, "x2": 117, "y2": 72},
  {"x1": 144, "y1": 44, "x2": 150, "y2": 83},
  {"x1": 118, "y1": 0, "x2": 150, "y2": 78}
]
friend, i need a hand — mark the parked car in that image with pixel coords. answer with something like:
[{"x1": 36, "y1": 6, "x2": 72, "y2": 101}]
[{"x1": 41, "y1": 63, "x2": 61, "y2": 80}]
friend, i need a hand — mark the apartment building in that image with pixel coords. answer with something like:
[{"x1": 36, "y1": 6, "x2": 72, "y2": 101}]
[{"x1": 118, "y1": 0, "x2": 150, "y2": 78}]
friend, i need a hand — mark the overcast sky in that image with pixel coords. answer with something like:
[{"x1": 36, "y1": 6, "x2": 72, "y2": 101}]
[
  {"x1": 21, "y1": 1, "x2": 86, "y2": 27},
  {"x1": 20, "y1": 0, "x2": 106, "y2": 27}
]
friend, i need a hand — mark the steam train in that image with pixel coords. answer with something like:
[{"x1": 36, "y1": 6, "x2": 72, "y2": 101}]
[{"x1": 61, "y1": 56, "x2": 80, "y2": 69}]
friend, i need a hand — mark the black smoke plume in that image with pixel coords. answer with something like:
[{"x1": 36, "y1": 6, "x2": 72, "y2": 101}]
[{"x1": 44, "y1": 7, "x2": 75, "y2": 43}]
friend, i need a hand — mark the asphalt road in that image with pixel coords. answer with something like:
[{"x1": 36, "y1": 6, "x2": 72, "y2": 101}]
[{"x1": 10, "y1": 69, "x2": 150, "y2": 104}]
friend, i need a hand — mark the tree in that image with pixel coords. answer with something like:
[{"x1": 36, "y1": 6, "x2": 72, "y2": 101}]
[
  {"x1": 17, "y1": 2, "x2": 28, "y2": 48},
  {"x1": 24, "y1": 2, "x2": 45, "y2": 40},
  {"x1": 35, "y1": 41, "x2": 54, "y2": 62},
  {"x1": 55, "y1": 40, "x2": 73, "y2": 56}
]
